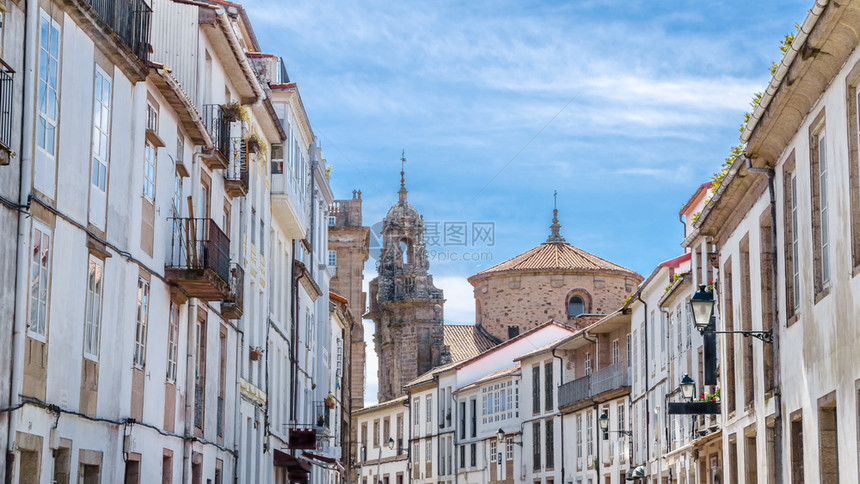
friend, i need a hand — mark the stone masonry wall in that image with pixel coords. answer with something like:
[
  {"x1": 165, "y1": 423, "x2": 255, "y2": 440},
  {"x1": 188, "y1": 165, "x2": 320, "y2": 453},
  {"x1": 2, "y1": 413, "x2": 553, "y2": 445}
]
[{"x1": 473, "y1": 271, "x2": 639, "y2": 342}]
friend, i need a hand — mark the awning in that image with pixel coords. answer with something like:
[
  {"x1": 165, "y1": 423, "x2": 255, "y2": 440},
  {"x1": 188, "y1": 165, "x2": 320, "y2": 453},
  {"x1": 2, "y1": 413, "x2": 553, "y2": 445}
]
[{"x1": 303, "y1": 452, "x2": 346, "y2": 478}]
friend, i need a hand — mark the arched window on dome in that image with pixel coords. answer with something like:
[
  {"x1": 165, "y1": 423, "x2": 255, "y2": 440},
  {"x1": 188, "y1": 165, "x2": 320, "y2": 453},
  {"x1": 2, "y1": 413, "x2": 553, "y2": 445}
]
[
  {"x1": 568, "y1": 297, "x2": 584, "y2": 317},
  {"x1": 399, "y1": 237, "x2": 414, "y2": 266},
  {"x1": 566, "y1": 290, "x2": 591, "y2": 318}
]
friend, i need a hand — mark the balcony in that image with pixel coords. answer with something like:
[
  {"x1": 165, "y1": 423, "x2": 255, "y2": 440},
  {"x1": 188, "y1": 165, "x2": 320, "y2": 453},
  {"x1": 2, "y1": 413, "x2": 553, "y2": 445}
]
[
  {"x1": 166, "y1": 218, "x2": 231, "y2": 301},
  {"x1": 221, "y1": 263, "x2": 244, "y2": 319},
  {"x1": 558, "y1": 375, "x2": 591, "y2": 408},
  {"x1": 591, "y1": 364, "x2": 630, "y2": 397},
  {"x1": 201, "y1": 105, "x2": 232, "y2": 170},
  {"x1": 0, "y1": 60, "x2": 12, "y2": 165},
  {"x1": 558, "y1": 364, "x2": 631, "y2": 409},
  {"x1": 314, "y1": 401, "x2": 330, "y2": 434},
  {"x1": 224, "y1": 138, "x2": 249, "y2": 197},
  {"x1": 271, "y1": 152, "x2": 307, "y2": 239},
  {"x1": 88, "y1": 0, "x2": 152, "y2": 63}
]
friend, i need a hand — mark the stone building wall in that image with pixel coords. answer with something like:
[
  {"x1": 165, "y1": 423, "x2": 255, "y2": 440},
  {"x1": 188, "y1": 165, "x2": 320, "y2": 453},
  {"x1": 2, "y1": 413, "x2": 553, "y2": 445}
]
[{"x1": 473, "y1": 271, "x2": 639, "y2": 341}]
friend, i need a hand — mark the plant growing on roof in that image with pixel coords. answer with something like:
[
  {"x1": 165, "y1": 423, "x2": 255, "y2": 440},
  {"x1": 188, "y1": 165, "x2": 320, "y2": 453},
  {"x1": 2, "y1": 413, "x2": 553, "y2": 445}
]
[{"x1": 247, "y1": 133, "x2": 261, "y2": 153}]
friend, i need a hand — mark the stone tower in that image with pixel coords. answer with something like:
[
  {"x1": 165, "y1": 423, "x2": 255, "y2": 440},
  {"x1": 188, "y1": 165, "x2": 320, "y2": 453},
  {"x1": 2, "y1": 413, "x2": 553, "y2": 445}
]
[
  {"x1": 468, "y1": 201, "x2": 643, "y2": 341},
  {"x1": 329, "y1": 191, "x2": 370, "y2": 410},
  {"x1": 366, "y1": 156, "x2": 447, "y2": 402}
]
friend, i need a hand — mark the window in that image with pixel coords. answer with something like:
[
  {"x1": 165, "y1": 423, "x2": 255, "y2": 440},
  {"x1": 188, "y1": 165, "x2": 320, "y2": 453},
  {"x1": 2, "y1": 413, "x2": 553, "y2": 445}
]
[
  {"x1": 612, "y1": 339, "x2": 619, "y2": 365},
  {"x1": 818, "y1": 130, "x2": 831, "y2": 286},
  {"x1": 505, "y1": 438, "x2": 513, "y2": 460},
  {"x1": 459, "y1": 445, "x2": 465, "y2": 469},
  {"x1": 470, "y1": 399, "x2": 476, "y2": 437},
  {"x1": 271, "y1": 144, "x2": 284, "y2": 174},
  {"x1": 508, "y1": 325, "x2": 519, "y2": 338},
  {"x1": 143, "y1": 141, "x2": 156, "y2": 201},
  {"x1": 328, "y1": 250, "x2": 337, "y2": 267},
  {"x1": 134, "y1": 278, "x2": 150, "y2": 367},
  {"x1": 459, "y1": 402, "x2": 466, "y2": 439},
  {"x1": 328, "y1": 216, "x2": 336, "y2": 226},
  {"x1": 91, "y1": 68, "x2": 111, "y2": 193},
  {"x1": 83, "y1": 256, "x2": 104, "y2": 359},
  {"x1": 481, "y1": 381, "x2": 516, "y2": 423},
  {"x1": 413, "y1": 443, "x2": 419, "y2": 464},
  {"x1": 470, "y1": 443, "x2": 476, "y2": 467},
  {"x1": 544, "y1": 362, "x2": 553, "y2": 411},
  {"x1": 568, "y1": 296, "x2": 584, "y2": 317},
  {"x1": 784, "y1": 167, "x2": 800, "y2": 317},
  {"x1": 576, "y1": 414, "x2": 582, "y2": 458},
  {"x1": 617, "y1": 403, "x2": 625, "y2": 433},
  {"x1": 545, "y1": 419, "x2": 554, "y2": 469},
  {"x1": 176, "y1": 134, "x2": 184, "y2": 164},
  {"x1": 426, "y1": 440, "x2": 432, "y2": 462},
  {"x1": 626, "y1": 334, "x2": 631, "y2": 367},
  {"x1": 373, "y1": 420, "x2": 379, "y2": 447},
  {"x1": 383, "y1": 417, "x2": 390, "y2": 443},
  {"x1": 28, "y1": 223, "x2": 51, "y2": 338},
  {"x1": 532, "y1": 421, "x2": 541, "y2": 470},
  {"x1": 585, "y1": 352, "x2": 592, "y2": 376},
  {"x1": 810, "y1": 121, "x2": 830, "y2": 294},
  {"x1": 173, "y1": 173, "x2": 183, "y2": 217},
  {"x1": 490, "y1": 440, "x2": 497, "y2": 466},
  {"x1": 166, "y1": 303, "x2": 179, "y2": 382},
  {"x1": 413, "y1": 398, "x2": 420, "y2": 426},
  {"x1": 37, "y1": 12, "x2": 60, "y2": 157},
  {"x1": 426, "y1": 395, "x2": 432, "y2": 424},
  {"x1": 532, "y1": 365, "x2": 541, "y2": 414},
  {"x1": 586, "y1": 411, "x2": 593, "y2": 456}
]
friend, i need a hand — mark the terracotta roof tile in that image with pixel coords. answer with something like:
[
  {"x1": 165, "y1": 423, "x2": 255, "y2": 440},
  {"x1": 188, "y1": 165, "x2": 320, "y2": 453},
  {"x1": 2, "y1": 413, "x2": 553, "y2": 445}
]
[
  {"x1": 470, "y1": 242, "x2": 641, "y2": 280},
  {"x1": 443, "y1": 324, "x2": 498, "y2": 362}
]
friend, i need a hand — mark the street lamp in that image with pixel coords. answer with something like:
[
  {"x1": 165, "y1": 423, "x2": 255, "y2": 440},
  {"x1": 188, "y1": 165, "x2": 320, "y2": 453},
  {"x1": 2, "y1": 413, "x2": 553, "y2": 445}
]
[
  {"x1": 688, "y1": 284, "x2": 773, "y2": 344},
  {"x1": 497, "y1": 428, "x2": 505, "y2": 443},
  {"x1": 689, "y1": 285, "x2": 714, "y2": 331},
  {"x1": 680, "y1": 374, "x2": 695, "y2": 401},
  {"x1": 598, "y1": 411, "x2": 632, "y2": 440},
  {"x1": 387, "y1": 437, "x2": 395, "y2": 451}
]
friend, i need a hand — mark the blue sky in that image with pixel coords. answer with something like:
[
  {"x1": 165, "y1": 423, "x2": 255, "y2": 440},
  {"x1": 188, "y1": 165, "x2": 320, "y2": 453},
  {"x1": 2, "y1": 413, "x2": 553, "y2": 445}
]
[{"x1": 249, "y1": 0, "x2": 812, "y2": 403}]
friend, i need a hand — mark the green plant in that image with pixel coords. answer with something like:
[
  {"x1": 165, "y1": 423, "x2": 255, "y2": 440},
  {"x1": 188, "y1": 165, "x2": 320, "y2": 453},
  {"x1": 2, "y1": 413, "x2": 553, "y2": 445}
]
[
  {"x1": 325, "y1": 165, "x2": 332, "y2": 180},
  {"x1": 663, "y1": 273, "x2": 682, "y2": 294},
  {"x1": 691, "y1": 211, "x2": 701, "y2": 224},
  {"x1": 221, "y1": 101, "x2": 248, "y2": 122}
]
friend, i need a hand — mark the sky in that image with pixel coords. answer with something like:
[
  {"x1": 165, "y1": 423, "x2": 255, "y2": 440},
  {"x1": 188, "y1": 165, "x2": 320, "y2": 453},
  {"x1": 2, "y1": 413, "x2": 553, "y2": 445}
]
[{"x1": 248, "y1": 0, "x2": 813, "y2": 404}]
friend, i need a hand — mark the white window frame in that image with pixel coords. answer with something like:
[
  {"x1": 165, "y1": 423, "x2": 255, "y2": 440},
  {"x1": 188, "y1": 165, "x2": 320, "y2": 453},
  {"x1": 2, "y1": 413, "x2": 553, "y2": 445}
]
[
  {"x1": 791, "y1": 173, "x2": 800, "y2": 307},
  {"x1": 328, "y1": 250, "x2": 337, "y2": 267},
  {"x1": 143, "y1": 141, "x2": 156, "y2": 201},
  {"x1": 818, "y1": 129, "x2": 831, "y2": 286},
  {"x1": 167, "y1": 302, "x2": 179, "y2": 382},
  {"x1": 28, "y1": 221, "x2": 52, "y2": 340},
  {"x1": 82, "y1": 255, "x2": 104, "y2": 360},
  {"x1": 134, "y1": 277, "x2": 150, "y2": 368},
  {"x1": 584, "y1": 352, "x2": 592, "y2": 376},
  {"x1": 612, "y1": 339, "x2": 619, "y2": 365},
  {"x1": 91, "y1": 66, "x2": 111, "y2": 192},
  {"x1": 36, "y1": 11, "x2": 60, "y2": 158}
]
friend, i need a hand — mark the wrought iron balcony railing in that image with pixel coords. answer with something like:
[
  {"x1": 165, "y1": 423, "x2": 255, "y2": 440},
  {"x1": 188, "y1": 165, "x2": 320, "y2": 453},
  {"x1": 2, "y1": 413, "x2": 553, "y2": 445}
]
[
  {"x1": 558, "y1": 364, "x2": 631, "y2": 408},
  {"x1": 224, "y1": 138, "x2": 249, "y2": 197},
  {"x1": 166, "y1": 218, "x2": 231, "y2": 300},
  {"x1": 0, "y1": 59, "x2": 13, "y2": 156},
  {"x1": 314, "y1": 401, "x2": 330, "y2": 433},
  {"x1": 202, "y1": 104, "x2": 232, "y2": 165},
  {"x1": 221, "y1": 263, "x2": 244, "y2": 319},
  {"x1": 88, "y1": 0, "x2": 152, "y2": 63}
]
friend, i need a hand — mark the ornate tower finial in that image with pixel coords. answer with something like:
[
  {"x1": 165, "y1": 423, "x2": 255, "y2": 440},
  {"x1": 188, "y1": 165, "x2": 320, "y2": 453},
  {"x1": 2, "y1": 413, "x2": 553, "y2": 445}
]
[
  {"x1": 547, "y1": 190, "x2": 566, "y2": 243},
  {"x1": 399, "y1": 149, "x2": 408, "y2": 204}
]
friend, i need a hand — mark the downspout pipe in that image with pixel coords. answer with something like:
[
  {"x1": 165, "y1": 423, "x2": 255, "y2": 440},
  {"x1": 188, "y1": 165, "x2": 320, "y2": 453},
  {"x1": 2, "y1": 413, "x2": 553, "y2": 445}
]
[
  {"x1": 551, "y1": 349, "x2": 565, "y2": 484},
  {"x1": 635, "y1": 292, "x2": 650, "y2": 473},
  {"x1": 745, "y1": 156, "x2": 783, "y2": 483},
  {"x1": 7, "y1": 0, "x2": 38, "y2": 482},
  {"x1": 183, "y1": 298, "x2": 199, "y2": 484}
]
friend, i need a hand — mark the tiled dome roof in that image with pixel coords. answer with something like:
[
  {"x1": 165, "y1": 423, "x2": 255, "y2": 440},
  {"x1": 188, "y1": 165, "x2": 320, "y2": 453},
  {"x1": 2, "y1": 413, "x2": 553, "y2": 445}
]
[{"x1": 470, "y1": 241, "x2": 640, "y2": 279}]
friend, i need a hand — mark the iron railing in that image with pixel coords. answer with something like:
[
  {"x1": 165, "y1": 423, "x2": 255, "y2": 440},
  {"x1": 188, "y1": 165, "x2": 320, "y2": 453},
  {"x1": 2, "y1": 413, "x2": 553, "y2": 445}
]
[
  {"x1": 168, "y1": 217, "x2": 231, "y2": 284},
  {"x1": 225, "y1": 263, "x2": 244, "y2": 309},
  {"x1": 88, "y1": 0, "x2": 152, "y2": 63},
  {"x1": 558, "y1": 364, "x2": 631, "y2": 408},
  {"x1": 591, "y1": 364, "x2": 631, "y2": 395},
  {"x1": 0, "y1": 61, "x2": 12, "y2": 151},
  {"x1": 558, "y1": 375, "x2": 591, "y2": 408},
  {"x1": 203, "y1": 104, "x2": 232, "y2": 159},
  {"x1": 225, "y1": 137, "x2": 248, "y2": 185},
  {"x1": 314, "y1": 401, "x2": 330, "y2": 432}
]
